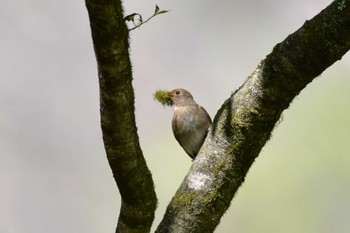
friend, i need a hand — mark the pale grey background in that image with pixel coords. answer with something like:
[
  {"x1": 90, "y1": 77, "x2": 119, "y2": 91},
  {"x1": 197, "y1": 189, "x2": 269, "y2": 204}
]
[{"x1": 1, "y1": 0, "x2": 350, "y2": 232}]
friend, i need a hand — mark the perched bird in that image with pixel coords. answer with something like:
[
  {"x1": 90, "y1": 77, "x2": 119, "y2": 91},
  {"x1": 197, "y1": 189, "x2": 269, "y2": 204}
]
[{"x1": 169, "y1": 88, "x2": 212, "y2": 159}]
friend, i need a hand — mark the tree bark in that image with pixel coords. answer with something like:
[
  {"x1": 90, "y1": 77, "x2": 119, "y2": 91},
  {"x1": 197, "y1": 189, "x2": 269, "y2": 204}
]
[
  {"x1": 85, "y1": 1, "x2": 157, "y2": 232},
  {"x1": 156, "y1": 0, "x2": 350, "y2": 232},
  {"x1": 85, "y1": 0, "x2": 350, "y2": 232}
]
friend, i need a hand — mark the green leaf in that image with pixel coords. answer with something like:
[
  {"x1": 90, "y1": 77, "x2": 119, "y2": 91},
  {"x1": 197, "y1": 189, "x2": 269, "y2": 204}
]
[
  {"x1": 155, "y1": 5, "x2": 160, "y2": 14},
  {"x1": 124, "y1": 13, "x2": 138, "y2": 22},
  {"x1": 157, "y1": 10, "x2": 169, "y2": 15}
]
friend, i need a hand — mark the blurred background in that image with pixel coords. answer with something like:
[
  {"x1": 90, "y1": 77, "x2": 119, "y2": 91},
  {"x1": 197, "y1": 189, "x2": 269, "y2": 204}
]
[{"x1": 1, "y1": 0, "x2": 350, "y2": 232}]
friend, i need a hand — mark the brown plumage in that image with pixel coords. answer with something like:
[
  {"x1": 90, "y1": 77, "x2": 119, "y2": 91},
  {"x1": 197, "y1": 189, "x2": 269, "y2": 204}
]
[{"x1": 169, "y1": 88, "x2": 212, "y2": 159}]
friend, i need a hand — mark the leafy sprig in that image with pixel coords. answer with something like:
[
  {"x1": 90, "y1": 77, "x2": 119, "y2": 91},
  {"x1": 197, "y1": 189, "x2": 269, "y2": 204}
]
[{"x1": 124, "y1": 5, "x2": 169, "y2": 31}]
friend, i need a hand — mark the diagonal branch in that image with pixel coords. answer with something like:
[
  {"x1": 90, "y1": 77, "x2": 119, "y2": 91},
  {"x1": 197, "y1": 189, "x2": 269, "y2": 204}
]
[
  {"x1": 85, "y1": 0, "x2": 157, "y2": 232},
  {"x1": 156, "y1": 0, "x2": 350, "y2": 232}
]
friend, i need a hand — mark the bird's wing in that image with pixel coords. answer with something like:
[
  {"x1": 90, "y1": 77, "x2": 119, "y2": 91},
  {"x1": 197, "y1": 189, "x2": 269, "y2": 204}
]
[
  {"x1": 172, "y1": 114, "x2": 195, "y2": 159},
  {"x1": 199, "y1": 105, "x2": 212, "y2": 125}
]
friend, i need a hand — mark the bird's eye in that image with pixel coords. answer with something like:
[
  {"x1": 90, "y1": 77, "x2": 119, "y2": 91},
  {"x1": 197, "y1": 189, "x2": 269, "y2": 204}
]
[{"x1": 175, "y1": 91, "x2": 180, "y2": 95}]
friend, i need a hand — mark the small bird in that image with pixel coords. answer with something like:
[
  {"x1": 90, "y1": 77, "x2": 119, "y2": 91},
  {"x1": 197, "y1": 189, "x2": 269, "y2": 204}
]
[{"x1": 169, "y1": 88, "x2": 212, "y2": 159}]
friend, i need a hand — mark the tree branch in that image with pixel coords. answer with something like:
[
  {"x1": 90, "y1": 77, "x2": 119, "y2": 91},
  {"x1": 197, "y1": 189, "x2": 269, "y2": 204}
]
[
  {"x1": 156, "y1": 0, "x2": 350, "y2": 232},
  {"x1": 85, "y1": 0, "x2": 157, "y2": 232}
]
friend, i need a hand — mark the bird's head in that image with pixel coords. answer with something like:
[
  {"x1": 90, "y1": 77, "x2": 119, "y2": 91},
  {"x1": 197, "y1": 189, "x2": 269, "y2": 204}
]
[{"x1": 169, "y1": 88, "x2": 195, "y2": 107}]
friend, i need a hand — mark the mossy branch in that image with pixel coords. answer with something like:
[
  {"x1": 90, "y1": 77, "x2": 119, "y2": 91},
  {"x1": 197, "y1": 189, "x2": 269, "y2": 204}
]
[
  {"x1": 156, "y1": 0, "x2": 350, "y2": 232},
  {"x1": 86, "y1": 0, "x2": 350, "y2": 232},
  {"x1": 85, "y1": 0, "x2": 157, "y2": 232}
]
